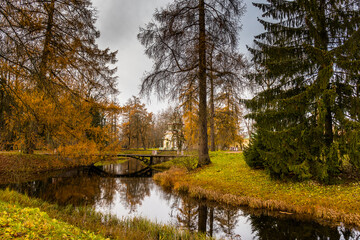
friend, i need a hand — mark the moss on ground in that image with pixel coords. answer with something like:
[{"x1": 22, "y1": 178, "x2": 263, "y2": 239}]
[{"x1": 154, "y1": 152, "x2": 360, "y2": 227}]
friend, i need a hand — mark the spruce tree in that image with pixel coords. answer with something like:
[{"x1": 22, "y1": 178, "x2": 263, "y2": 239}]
[{"x1": 245, "y1": 0, "x2": 360, "y2": 182}]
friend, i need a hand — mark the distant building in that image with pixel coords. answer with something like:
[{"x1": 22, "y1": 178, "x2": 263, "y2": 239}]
[{"x1": 160, "y1": 122, "x2": 184, "y2": 150}]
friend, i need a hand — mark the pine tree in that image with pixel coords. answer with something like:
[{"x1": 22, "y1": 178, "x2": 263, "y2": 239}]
[{"x1": 245, "y1": 0, "x2": 360, "y2": 182}]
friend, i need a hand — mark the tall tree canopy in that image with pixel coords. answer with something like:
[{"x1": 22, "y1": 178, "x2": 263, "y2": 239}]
[
  {"x1": 0, "y1": 0, "x2": 118, "y2": 153},
  {"x1": 138, "y1": 0, "x2": 245, "y2": 166},
  {"x1": 245, "y1": 0, "x2": 360, "y2": 182},
  {"x1": 0, "y1": 0, "x2": 117, "y2": 98}
]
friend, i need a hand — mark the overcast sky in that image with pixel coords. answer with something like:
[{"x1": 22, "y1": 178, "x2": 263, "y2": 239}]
[{"x1": 91, "y1": 0, "x2": 264, "y2": 113}]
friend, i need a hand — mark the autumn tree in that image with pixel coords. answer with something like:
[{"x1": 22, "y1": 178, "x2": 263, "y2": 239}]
[
  {"x1": 214, "y1": 106, "x2": 243, "y2": 150},
  {"x1": 120, "y1": 97, "x2": 154, "y2": 149},
  {"x1": 178, "y1": 80, "x2": 199, "y2": 150},
  {"x1": 208, "y1": 45, "x2": 248, "y2": 151},
  {"x1": 138, "y1": 0, "x2": 245, "y2": 166},
  {"x1": 0, "y1": 78, "x2": 17, "y2": 150},
  {"x1": 245, "y1": 0, "x2": 360, "y2": 182},
  {"x1": 0, "y1": 0, "x2": 118, "y2": 153},
  {"x1": 209, "y1": 51, "x2": 246, "y2": 150}
]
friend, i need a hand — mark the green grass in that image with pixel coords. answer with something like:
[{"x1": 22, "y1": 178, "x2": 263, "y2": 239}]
[
  {"x1": 0, "y1": 189, "x2": 210, "y2": 240},
  {"x1": 0, "y1": 201, "x2": 107, "y2": 239},
  {"x1": 153, "y1": 156, "x2": 198, "y2": 171},
  {"x1": 154, "y1": 152, "x2": 360, "y2": 227}
]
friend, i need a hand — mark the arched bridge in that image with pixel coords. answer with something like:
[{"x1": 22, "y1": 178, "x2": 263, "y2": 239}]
[
  {"x1": 91, "y1": 153, "x2": 190, "y2": 178},
  {"x1": 116, "y1": 154, "x2": 189, "y2": 165}
]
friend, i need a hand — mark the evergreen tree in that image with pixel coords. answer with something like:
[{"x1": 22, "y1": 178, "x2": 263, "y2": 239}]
[{"x1": 245, "y1": 0, "x2": 360, "y2": 182}]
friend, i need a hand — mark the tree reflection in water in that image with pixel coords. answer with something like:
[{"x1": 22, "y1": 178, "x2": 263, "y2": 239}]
[
  {"x1": 215, "y1": 207, "x2": 241, "y2": 239},
  {"x1": 168, "y1": 195, "x2": 360, "y2": 240},
  {"x1": 117, "y1": 177, "x2": 152, "y2": 213},
  {"x1": 96, "y1": 158, "x2": 153, "y2": 212},
  {"x1": 175, "y1": 198, "x2": 198, "y2": 231},
  {"x1": 5, "y1": 168, "x2": 105, "y2": 206},
  {"x1": 170, "y1": 196, "x2": 242, "y2": 239},
  {"x1": 244, "y1": 212, "x2": 360, "y2": 240}
]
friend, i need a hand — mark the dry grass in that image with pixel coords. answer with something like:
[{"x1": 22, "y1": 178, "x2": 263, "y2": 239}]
[{"x1": 154, "y1": 152, "x2": 360, "y2": 228}]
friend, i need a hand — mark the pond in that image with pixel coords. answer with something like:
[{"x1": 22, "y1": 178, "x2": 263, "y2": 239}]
[{"x1": 1, "y1": 158, "x2": 359, "y2": 240}]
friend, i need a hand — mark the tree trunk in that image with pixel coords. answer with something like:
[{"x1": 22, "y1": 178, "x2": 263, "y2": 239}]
[
  {"x1": 209, "y1": 207, "x2": 214, "y2": 237},
  {"x1": 210, "y1": 77, "x2": 215, "y2": 151},
  {"x1": 23, "y1": 0, "x2": 56, "y2": 155},
  {"x1": 324, "y1": 88, "x2": 333, "y2": 147},
  {"x1": 24, "y1": 120, "x2": 36, "y2": 154},
  {"x1": 209, "y1": 46, "x2": 216, "y2": 151},
  {"x1": 197, "y1": 204, "x2": 207, "y2": 233},
  {"x1": 141, "y1": 135, "x2": 147, "y2": 150},
  {"x1": 39, "y1": 0, "x2": 55, "y2": 90},
  {"x1": 319, "y1": 0, "x2": 333, "y2": 148},
  {"x1": 197, "y1": 0, "x2": 210, "y2": 167}
]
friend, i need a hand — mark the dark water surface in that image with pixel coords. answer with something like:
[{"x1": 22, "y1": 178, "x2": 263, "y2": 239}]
[{"x1": 1, "y1": 158, "x2": 359, "y2": 240}]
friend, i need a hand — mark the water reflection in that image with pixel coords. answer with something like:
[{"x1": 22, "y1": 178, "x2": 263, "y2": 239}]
[
  {"x1": 1, "y1": 159, "x2": 359, "y2": 240},
  {"x1": 99, "y1": 159, "x2": 152, "y2": 177},
  {"x1": 169, "y1": 195, "x2": 360, "y2": 240},
  {"x1": 175, "y1": 198, "x2": 198, "y2": 231},
  {"x1": 215, "y1": 207, "x2": 242, "y2": 239},
  {"x1": 246, "y1": 213, "x2": 360, "y2": 240},
  {"x1": 169, "y1": 195, "x2": 244, "y2": 239}
]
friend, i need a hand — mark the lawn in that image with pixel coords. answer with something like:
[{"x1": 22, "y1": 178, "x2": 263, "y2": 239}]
[{"x1": 154, "y1": 152, "x2": 360, "y2": 227}]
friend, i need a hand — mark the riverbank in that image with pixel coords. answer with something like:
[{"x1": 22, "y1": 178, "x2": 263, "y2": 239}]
[
  {"x1": 0, "y1": 149, "x2": 188, "y2": 173},
  {"x1": 154, "y1": 152, "x2": 360, "y2": 228},
  {"x1": 0, "y1": 189, "x2": 208, "y2": 240},
  {"x1": 0, "y1": 151, "x2": 99, "y2": 173},
  {"x1": 0, "y1": 199, "x2": 107, "y2": 240}
]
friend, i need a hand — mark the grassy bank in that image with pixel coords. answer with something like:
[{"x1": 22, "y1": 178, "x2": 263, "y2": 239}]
[
  {"x1": 0, "y1": 200, "x2": 107, "y2": 239},
  {"x1": 154, "y1": 152, "x2": 360, "y2": 228},
  {"x1": 0, "y1": 152, "x2": 99, "y2": 173},
  {"x1": 0, "y1": 189, "x2": 208, "y2": 240}
]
